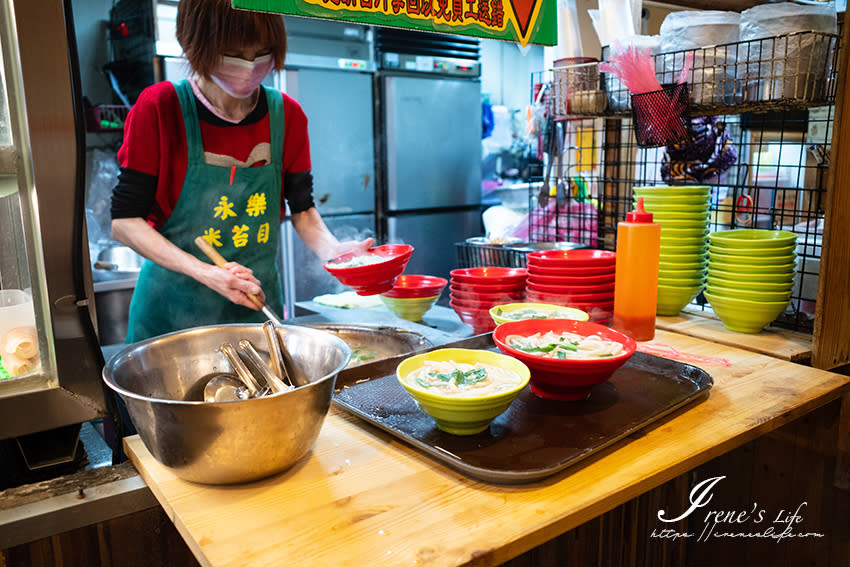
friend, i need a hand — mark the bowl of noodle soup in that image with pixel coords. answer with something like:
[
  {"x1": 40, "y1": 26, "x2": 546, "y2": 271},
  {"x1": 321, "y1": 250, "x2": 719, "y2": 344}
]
[
  {"x1": 493, "y1": 319, "x2": 636, "y2": 401},
  {"x1": 396, "y1": 348, "x2": 530, "y2": 435},
  {"x1": 324, "y1": 244, "x2": 414, "y2": 295}
]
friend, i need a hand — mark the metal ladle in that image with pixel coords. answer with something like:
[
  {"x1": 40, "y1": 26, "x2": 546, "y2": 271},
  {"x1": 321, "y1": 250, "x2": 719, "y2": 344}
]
[{"x1": 203, "y1": 372, "x2": 250, "y2": 403}]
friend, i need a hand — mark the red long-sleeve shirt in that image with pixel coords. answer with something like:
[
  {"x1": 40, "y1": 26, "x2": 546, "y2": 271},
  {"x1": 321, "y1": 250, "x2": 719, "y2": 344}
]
[{"x1": 113, "y1": 81, "x2": 314, "y2": 229}]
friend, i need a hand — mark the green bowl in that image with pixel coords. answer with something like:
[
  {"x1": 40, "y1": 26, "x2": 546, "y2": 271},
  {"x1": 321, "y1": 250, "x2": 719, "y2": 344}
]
[
  {"x1": 704, "y1": 291, "x2": 789, "y2": 334},
  {"x1": 705, "y1": 283, "x2": 793, "y2": 303},
  {"x1": 396, "y1": 348, "x2": 530, "y2": 435},
  {"x1": 659, "y1": 275, "x2": 706, "y2": 288},
  {"x1": 634, "y1": 185, "x2": 711, "y2": 196},
  {"x1": 656, "y1": 218, "x2": 711, "y2": 229},
  {"x1": 661, "y1": 236, "x2": 711, "y2": 248},
  {"x1": 641, "y1": 202, "x2": 711, "y2": 213},
  {"x1": 637, "y1": 195, "x2": 711, "y2": 207},
  {"x1": 707, "y1": 229, "x2": 797, "y2": 249},
  {"x1": 706, "y1": 274, "x2": 794, "y2": 292},
  {"x1": 660, "y1": 225, "x2": 709, "y2": 236},
  {"x1": 708, "y1": 265, "x2": 796, "y2": 282},
  {"x1": 659, "y1": 251, "x2": 708, "y2": 264},
  {"x1": 489, "y1": 302, "x2": 589, "y2": 326},
  {"x1": 708, "y1": 242, "x2": 797, "y2": 257},
  {"x1": 708, "y1": 260, "x2": 797, "y2": 275},
  {"x1": 656, "y1": 283, "x2": 703, "y2": 316},
  {"x1": 651, "y1": 211, "x2": 711, "y2": 222},
  {"x1": 659, "y1": 266, "x2": 707, "y2": 280},
  {"x1": 708, "y1": 249, "x2": 796, "y2": 265},
  {"x1": 660, "y1": 260, "x2": 707, "y2": 272},
  {"x1": 660, "y1": 243, "x2": 708, "y2": 255},
  {"x1": 379, "y1": 294, "x2": 440, "y2": 321}
]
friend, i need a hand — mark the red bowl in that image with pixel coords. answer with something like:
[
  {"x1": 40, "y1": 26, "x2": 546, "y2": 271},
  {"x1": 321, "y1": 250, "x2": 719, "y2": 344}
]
[
  {"x1": 525, "y1": 278, "x2": 616, "y2": 294},
  {"x1": 449, "y1": 286, "x2": 525, "y2": 301},
  {"x1": 525, "y1": 272, "x2": 616, "y2": 287},
  {"x1": 449, "y1": 280, "x2": 526, "y2": 295},
  {"x1": 324, "y1": 244, "x2": 414, "y2": 295},
  {"x1": 449, "y1": 292, "x2": 524, "y2": 309},
  {"x1": 525, "y1": 284, "x2": 614, "y2": 303},
  {"x1": 493, "y1": 319, "x2": 636, "y2": 401},
  {"x1": 526, "y1": 262, "x2": 616, "y2": 277},
  {"x1": 525, "y1": 290, "x2": 614, "y2": 311},
  {"x1": 449, "y1": 300, "x2": 497, "y2": 334},
  {"x1": 382, "y1": 274, "x2": 448, "y2": 299},
  {"x1": 527, "y1": 249, "x2": 616, "y2": 268},
  {"x1": 450, "y1": 267, "x2": 528, "y2": 285}
]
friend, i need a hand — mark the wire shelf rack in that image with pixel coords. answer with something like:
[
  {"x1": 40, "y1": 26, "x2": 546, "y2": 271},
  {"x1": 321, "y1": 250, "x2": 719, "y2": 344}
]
[{"x1": 517, "y1": 29, "x2": 841, "y2": 334}]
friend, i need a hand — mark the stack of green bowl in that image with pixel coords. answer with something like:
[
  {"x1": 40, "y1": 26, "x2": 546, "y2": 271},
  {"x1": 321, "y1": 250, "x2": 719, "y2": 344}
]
[
  {"x1": 705, "y1": 229, "x2": 797, "y2": 333},
  {"x1": 633, "y1": 186, "x2": 711, "y2": 316}
]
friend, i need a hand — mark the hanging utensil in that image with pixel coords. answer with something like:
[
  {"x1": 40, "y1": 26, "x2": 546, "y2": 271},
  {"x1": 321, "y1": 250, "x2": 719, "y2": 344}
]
[
  {"x1": 537, "y1": 114, "x2": 557, "y2": 208},
  {"x1": 555, "y1": 124, "x2": 567, "y2": 209},
  {"x1": 194, "y1": 236, "x2": 285, "y2": 326}
]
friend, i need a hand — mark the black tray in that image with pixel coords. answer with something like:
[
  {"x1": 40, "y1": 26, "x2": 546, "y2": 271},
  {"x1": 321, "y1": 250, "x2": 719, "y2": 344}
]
[{"x1": 332, "y1": 334, "x2": 713, "y2": 484}]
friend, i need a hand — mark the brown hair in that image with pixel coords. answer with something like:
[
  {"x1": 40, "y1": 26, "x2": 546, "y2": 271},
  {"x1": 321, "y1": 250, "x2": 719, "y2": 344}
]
[{"x1": 176, "y1": 0, "x2": 287, "y2": 79}]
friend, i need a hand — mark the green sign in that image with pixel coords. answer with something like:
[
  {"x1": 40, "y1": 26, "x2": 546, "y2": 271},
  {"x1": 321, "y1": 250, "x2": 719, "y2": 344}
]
[{"x1": 233, "y1": 0, "x2": 557, "y2": 46}]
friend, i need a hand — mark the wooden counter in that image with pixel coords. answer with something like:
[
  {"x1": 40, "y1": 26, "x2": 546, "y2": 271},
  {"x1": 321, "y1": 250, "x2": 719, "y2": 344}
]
[{"x1": 125, "y1": 330, "x2": 850, "y2": 567}]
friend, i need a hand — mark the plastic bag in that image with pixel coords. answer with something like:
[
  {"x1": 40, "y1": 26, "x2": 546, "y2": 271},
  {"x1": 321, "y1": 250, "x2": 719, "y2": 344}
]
[
  {"x1": 658, "y1": 11, "x2": 741, "y2": 105},
  {"x1": 85, "y1": 148, "x2": 120, "y2": 244},
  {"x1": 740, "y1": 2, "x2": 837, "y2": 102}
]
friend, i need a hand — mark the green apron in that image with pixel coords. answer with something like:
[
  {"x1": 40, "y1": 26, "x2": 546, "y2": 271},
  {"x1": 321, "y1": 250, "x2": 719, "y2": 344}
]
[{"x1": 126, "y1": 80, "x2": 284, "y2": 343}]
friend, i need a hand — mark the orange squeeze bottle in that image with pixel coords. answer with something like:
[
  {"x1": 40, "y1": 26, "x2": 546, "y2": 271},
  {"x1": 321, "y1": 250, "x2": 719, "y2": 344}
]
[{"x1": 612, "y1": 196, "x2": 661, "y2": 341}]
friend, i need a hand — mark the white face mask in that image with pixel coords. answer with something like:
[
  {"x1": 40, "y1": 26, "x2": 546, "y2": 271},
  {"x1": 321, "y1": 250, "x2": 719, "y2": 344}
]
[{"x1": 210, "y1": 53, "x2": 274, "y2": 99}]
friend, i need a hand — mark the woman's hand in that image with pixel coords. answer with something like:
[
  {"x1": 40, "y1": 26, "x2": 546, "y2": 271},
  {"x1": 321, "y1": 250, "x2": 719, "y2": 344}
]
[
  {"x1": 196, "y1": 261, "x2": 266, "y2": 311},
  {"x1": 291, "y1": 208, "x2": 375, "y2": 261},
  {"x1": 112, "y1": 218, "x2": 266, "y2": 310},
  {"x1": 329, "y1": 237, "x2": 375, "y2": 261}
]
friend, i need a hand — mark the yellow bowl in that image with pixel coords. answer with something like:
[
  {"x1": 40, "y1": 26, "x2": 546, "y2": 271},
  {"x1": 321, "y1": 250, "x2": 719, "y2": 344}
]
[
  {"x1": 489, "y1": 302, "x2": 589, "y2": 326},
  {"x1": 706, "y1": 274, "x2": 794, "y2": 291},
  {"x1": 657, "y1": 283, "x2": 703, "y2": 316},
  {"x1": 704, "y1": 291, "x2": 789, "y2": 333},
  {"x1": 379, "y1": 294, "x2": 440, "y2": 321},
  {"x1": 396, "y1": 348, "x2": 530, "y2": 435},
  {"x1": 704, "y1": 283, "x2": 793, "y2": 303},
  {"x1": 707, "y1": 229, "x2": 797, "y2": 249}
]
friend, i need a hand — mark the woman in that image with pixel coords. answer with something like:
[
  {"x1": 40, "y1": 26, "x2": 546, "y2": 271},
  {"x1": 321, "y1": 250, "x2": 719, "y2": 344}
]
[{"x1": 111, "y1": 0, "x2": 372, "y2": 343}]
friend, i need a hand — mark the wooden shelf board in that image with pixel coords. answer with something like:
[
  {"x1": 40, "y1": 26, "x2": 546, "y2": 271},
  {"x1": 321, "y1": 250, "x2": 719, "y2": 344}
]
[{"x1": 656, "y1": 309, "x2": 813, "y2": 363}]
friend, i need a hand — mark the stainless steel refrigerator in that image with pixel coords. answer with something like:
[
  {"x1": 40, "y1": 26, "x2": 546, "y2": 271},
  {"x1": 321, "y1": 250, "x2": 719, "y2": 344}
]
[
  {"x1": 375, "y1": 30, "x2": 483, "y2": 283},
  {"x1": 277, "y1": 17, "x2": 377, "y2": 314}
]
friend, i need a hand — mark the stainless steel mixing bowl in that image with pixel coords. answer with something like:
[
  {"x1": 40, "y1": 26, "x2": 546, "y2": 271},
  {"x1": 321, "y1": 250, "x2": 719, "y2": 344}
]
[{"x1": 102, "y1": 324, "x2": 351, "y2": 484}]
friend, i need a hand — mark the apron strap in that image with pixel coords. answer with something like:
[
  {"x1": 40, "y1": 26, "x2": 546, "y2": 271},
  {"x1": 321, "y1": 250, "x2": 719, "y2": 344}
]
[
  {"x1": 264, "y1": 87, "x2": 285, "y2": 166},
  {"x1": 173, "y1": 79, "x2": 205, "y2": 163}
]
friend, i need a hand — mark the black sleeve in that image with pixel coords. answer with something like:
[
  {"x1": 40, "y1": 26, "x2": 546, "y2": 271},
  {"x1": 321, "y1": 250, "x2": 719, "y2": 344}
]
[
  {"x1": 111, "y1": 167, "x2": 158, "y2": 219},
  {"x1": 284, "y1": 171, "x2": 315, "y2": 214}
]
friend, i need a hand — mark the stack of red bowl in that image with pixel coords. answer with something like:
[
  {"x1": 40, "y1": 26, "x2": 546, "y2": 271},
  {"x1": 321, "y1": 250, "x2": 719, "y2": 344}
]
[
  {"x1": 449, "y1": 267, "x2": 527, "y2": 334},
  {"x1": 525, "y1": 249, "x2": 616, "y2": 325}
]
